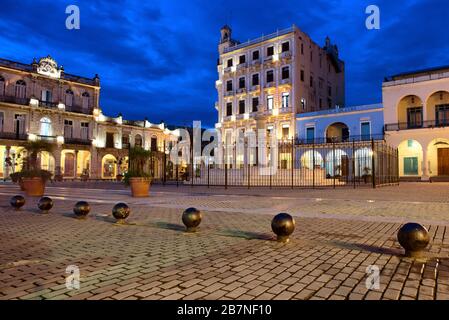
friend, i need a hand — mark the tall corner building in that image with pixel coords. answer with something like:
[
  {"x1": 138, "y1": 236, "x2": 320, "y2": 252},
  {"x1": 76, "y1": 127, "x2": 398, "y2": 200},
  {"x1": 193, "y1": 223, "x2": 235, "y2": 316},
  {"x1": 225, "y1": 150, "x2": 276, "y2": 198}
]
[{"x1": 214, "y1": 24, "x2": 345, "y2": 166}]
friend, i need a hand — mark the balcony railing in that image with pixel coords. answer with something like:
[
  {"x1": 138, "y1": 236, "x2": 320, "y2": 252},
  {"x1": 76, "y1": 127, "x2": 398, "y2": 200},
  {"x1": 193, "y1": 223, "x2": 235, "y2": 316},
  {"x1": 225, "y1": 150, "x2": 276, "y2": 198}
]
[
  {"x1": 0, "y1": 95, "x2": 29, "y2": 106},
  {"x1": 38, "y1": 135, "x2": 57, "y2": 142},
  {"x1": 66, "y1": 105, "x2": 93, "y2": 115},
  {"x1": 295, "y1": 134, "x2": 385, "y2": 145},
  {"x1": 39, "y1": 100, "x2": 59, "y2": 109},
  {"x1": 384, "y1": 120, "x2": 449, "y2": 131},
  {"x1": 64, "y1": 137, "x2": 91, "y2": 145},
  {"x1": 0, "y1": 131, "x2": 28, "y2": 140}
]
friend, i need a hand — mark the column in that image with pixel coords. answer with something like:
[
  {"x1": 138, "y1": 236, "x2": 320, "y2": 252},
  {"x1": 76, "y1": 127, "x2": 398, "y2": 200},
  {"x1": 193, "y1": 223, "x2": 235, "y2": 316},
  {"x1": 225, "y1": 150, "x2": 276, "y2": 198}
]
[
  {"x1": 421, "y1": 148, "x2": 430, "y2": 181},
  {"x1": 5, "y1": 146, "x2": 11, "y2": 178},
  {"x1": 54, "y1": 147, "x2": 62, "y2": 177},
  {"x1": 74, "y1": 150, "x2": 79, "y2": 179}
]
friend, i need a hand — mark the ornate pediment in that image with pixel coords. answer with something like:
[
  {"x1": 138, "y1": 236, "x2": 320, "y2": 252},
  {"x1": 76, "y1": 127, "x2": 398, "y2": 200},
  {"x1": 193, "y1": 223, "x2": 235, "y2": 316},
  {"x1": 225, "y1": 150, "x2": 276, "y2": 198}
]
[{"x1": 36, "y1": 55, "x2": 62, "y2": 79}]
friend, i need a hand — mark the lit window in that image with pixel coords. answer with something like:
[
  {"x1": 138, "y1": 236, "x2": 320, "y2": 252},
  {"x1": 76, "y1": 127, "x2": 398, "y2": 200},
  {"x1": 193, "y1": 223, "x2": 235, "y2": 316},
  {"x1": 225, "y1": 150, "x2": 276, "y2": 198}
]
[
  {"x1": 267, "y1": 96, "x2": 274, "y2": 110},
  {"x1": 282, "y1": 93, "x2": 289, "y2": 108},
  {"x1": 301, "y1": 98, "x2": 306, "y2": 110},
  {"x1": 40, "y1": 117, "x2": 52, "y2": 137}
]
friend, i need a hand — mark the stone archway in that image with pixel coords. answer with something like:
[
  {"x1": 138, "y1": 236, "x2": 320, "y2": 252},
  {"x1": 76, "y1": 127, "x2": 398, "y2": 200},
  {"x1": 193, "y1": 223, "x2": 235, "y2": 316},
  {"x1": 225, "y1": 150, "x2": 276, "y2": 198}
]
[
  {"x1": 326, "y1": 122, "x2": 349, "y2": 142},
  {"x1": 427, "y1": 138, "x2": 449, "y2": 177},
  {"x1": 397, "y1": 139, "x2": 423, "y2": 177}
]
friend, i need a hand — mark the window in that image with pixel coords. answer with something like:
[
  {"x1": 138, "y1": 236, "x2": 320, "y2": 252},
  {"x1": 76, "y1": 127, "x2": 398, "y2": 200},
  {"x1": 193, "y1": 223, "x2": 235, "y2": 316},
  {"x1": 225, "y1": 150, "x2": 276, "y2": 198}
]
[
  {"x1": 252, "y1": 74, "x2": 259, "y2": 86},
  {"x1": 319, "y1": 78, "x2": 323, "y2": 89},
  {"x1": 361, "y1": 122, "x2": 371, "y2": 141},
  {"x1": 328, "y1": 86, "x2": 332, "y2": 96},
  {"x1": 239, "y1": 55, "x2": 246, "y2": 64},
  {"x1": 151, "y1": 136, "x2": 158, "y2": 151},
  {"x1": 15, "y1": 80, "x2": 26, "y2": 98},
  {"x1": 14, "y1": 114, "x2": 25, "y2": 135},
  {"x1": 252, "y1": 50, "x2": 259, "y2": 60},
  {"x1": 266, "y1": 70, "x2": 274, "y2": 83},
  {"x1": 407, "y1": 107, "x2": 423, "y2": 128},
  {"x1": 82, "y1": 92, "x2": 90, "y2": 109},
  {"x1": 0, "y1": 112, "x2": 4, "y2": 132},
  {"x1": 135, "y1": 134, "x2": 143, "y2": 147},
  {"x1": 267, "y1": 96, "x2": 274, "y2": 110},
  {"x1": 64, "y1": 120, "x2": 73, "y2": 138},
  {"x1": 226, "y1": 102, "x2": 233, "y2": 116},
  {"x1": 300, "y1": 70, "x2": 305, "y2": 82},
  {"x1": 436, "y1": 104, "x2": 449, "y2": 125},
  {"x1": 0, "y1": 75, "x2": 5, "y2": 96},
  {"x1": 301, "y1": 43, "x2": 304, "y2": 55},
  {"x1": 65, "y1": 89, "x2": 74, "y2": 107},
  {"x1": 404, "y1": 157, "x2": 418, "y2": 175},
  {"x1": 226, "y1": 80, "x2": 233, "y2": 92},
  {"x1": 252, "y1": 97, "x2": 259, "y2": 112},
  {"x1": 41, "y1": 89, "x2": 52, "y2": 102},
  {"x1": 267, "y1": 125, "x2": 274, "y2": 137},
  {"x1": 106, "y1": 132, "x2": 114, "y2": 148},
  {"x1": 239, "y1": 77, "x2": 245, "y2": 89},
  {"x1": 227, "y1": 59, "x2": 233, "y2": 68},
  {"x1": 281, "y1": 42, "x2": 290, "y2": 53},
  {"x1": 306, "y1": 127, "x2": 315, "y2": 144},
  {"x1": 310, "y1": 76, "x2": 314, "y2": 87},
  {"x1": 319, "y1": 98, "x2": 323, "y2": 109},
  {"x1": 81, "y1": 122, "x2": 89, "y2": 140},
  {"x1": 282, "y1": 67, "x2": 289, "y2": 80},
  {"x1": 282, "y1": 93, "x2": 289, "y2": 108},
  {"x1": 267, "y1": 46, "x2": 274, "y2": 57},
  {"x1": 122, "y1": 134, "x2": 130, "y2": 149},
  {"x1": 239, "y1": 100, "x2": 245, "y2": 114},
  {"x1": 328, "y1": 98, "x2": 332, "y2": 108},
  {"x1": 282, "y1": 125, "x2": 289, "y2": 138},
  {"x1": 301, "y1": 98, "x2": 306, "y2": 110},
  {"x1": 39, "y1": 117, "x2": 52, "y2": 137}
]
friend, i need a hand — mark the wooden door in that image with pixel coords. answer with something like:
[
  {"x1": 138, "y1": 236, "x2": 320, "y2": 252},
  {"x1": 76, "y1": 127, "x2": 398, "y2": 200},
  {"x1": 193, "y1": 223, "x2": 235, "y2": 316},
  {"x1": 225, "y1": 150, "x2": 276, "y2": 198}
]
[
  {"x1": 64, "y1": 153, "x2": 75, "y2": 177},
  {"x1": 438, "y1": 148, "x2": 449, "y2": 176}
]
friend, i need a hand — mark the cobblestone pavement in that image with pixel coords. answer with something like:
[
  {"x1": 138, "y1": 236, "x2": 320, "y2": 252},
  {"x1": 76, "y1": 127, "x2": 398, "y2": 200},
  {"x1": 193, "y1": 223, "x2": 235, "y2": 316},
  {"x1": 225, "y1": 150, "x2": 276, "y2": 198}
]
[{"x1": 0, "y1": 183, "x2": 449, "y2": 300}]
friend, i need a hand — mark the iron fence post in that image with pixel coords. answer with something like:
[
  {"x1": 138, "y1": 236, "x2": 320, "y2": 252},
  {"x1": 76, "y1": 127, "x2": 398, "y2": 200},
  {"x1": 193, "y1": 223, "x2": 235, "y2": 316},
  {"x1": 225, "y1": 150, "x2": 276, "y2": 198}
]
[
  {"x1": 312, "y1": 141, "x2": 316, "y2": 189},
  {"x1": 372, "y1": 139, "x2": 376, "y2": 189},
  {"x1": 353, "y1": 139, "x2": 356, "y2": 189},
  {"x1": 333, "y1": 141, "x2": 336, "y2": 189}
]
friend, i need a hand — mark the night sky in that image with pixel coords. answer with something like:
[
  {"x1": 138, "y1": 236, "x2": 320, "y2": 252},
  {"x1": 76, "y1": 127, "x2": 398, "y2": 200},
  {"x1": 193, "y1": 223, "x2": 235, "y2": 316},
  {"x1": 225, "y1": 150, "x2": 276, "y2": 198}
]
[{"x1": 0, "y1": 0, "x2": 448, "y2": 127}]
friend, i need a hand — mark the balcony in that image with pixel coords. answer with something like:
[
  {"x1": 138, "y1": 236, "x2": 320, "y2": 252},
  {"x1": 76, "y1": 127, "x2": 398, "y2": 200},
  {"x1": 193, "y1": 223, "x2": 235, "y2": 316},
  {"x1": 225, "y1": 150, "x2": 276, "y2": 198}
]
[
  {"x1": 384, "y1": 120, "x2": 449, "y2": 131},
  {"x1": 236, "y1": 88, "x2": 247, "y2": 94},
  {"x1": 264, "y1": 81, "x2": 275, "y2": 88},
  {"x1": 0, "y1": 95, "x2": 29, "y2": 106},
  {"x1": 280, "y1": 78, "x2": 291, "y2": 85},
  {"x1": 64, "y1": 137, "x2": 91, "y2": 146},
  {"x1": 224, "y1": 67, "x2": 233, "y2": 73},
  {"x1": 250, "y1": 59, "x2": 261, "y2": 66},
  {"x1": 250, "y1": 85, "x2": 260, "y2": 92},
  {"x1": 66, "y1": 105, "x2": 93, "y2": 115},
  {"x1": 224, "y1": 90, "x2": 234, "y2": 97},
  {"x1": 295, "y1": 134, "x2": 385, "y2": 145},
  {"x1": 37, "y1": 135, "x2": 57, "y2": 143},
  {"x1": 0, "y1": 131, "x2": 27, "y2": 140},
  {"x1": 279, "y1": 106, "x2": 293, "y2": 114},
  {"x1": 39, "y1": 100, "x2": 59, "y2": 109},
  {"x1": 236, "y1": 63, "x2": 247, "y2": 69},
  {"x1": 281, "y1": 51, "x2": 292, "y2": 59}
]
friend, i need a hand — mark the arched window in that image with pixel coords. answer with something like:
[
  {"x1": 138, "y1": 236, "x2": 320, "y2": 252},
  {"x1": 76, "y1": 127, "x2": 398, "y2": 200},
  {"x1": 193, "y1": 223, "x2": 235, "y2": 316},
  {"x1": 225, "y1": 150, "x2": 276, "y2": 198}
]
[
  {"x1": 40, "y1": 117, "x2": 52, "y2": 137},
  {"x1": 134, "y1": 134, "x2": 143, "y2": 148},
  {"x1": 15, "y1": 80, "x2": 26, "y2": 98},
  {"x1": 82, "y1": 92, "x2": 90, "y2": 109},
  {"x1": 0, "y1": 75, "x2": 5, "y2": 96},
  {"x1": 65, "y1": 89, "x2": 74, "y2": 107}
]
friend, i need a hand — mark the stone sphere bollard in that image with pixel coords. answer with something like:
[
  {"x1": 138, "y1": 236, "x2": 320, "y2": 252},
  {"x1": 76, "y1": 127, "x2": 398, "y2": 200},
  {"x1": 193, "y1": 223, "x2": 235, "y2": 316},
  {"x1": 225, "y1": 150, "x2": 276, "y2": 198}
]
[
  {"x1": 73, "y1": 201, "x2": 90, "y2": 219},
  {"x1": 271, "y1": 213, "x2": 295, "y2": 243},
  {"x1": 112, "y1": 203, "x2": 130, "y2": 224},
  {"x1": 38, "y1": 197, "x2": 53, "y2": 214},
  {"x1": 10, "y1": 195, "x2": 26, "y2": 210},
  {"x1": 397, "y1": 223, "x2": 430, "y2": 258},
  {"x1": 182, "y1": 207, "x2": 202, "y2": 232}
]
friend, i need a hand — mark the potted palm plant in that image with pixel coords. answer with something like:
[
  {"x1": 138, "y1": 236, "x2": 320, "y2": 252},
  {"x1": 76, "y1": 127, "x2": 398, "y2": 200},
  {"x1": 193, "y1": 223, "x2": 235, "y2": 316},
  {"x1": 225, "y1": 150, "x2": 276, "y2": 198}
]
[
  {"x1": 123, "y1": 146, "x2": 152, "y2": 197},
  {"x1": 20, "y1": 140, "x2": 54, "y2": 196}
]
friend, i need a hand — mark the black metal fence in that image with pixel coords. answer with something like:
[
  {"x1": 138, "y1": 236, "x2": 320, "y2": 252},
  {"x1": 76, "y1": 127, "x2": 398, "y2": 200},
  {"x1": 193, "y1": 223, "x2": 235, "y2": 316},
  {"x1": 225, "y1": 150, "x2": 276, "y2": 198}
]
[{"x1": 152, "y1": 139, "x2": 399, "y2": 189}]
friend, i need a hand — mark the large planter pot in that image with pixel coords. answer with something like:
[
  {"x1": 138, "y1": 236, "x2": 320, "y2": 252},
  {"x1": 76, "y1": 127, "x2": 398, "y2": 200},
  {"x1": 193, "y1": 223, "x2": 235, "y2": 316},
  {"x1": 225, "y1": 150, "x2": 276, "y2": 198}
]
[
  {"x1": 129, "y1": 177, "x2": 151, "y2": 197},
  {"x1": 22, "y1": 177, "x2": 45, "y2": 197}
]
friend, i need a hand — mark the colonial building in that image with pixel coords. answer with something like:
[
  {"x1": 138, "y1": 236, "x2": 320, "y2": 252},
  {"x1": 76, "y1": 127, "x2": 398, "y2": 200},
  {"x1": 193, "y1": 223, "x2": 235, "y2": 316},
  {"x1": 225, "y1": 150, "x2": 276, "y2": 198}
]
[
  {"x1": 214, "y1": 24, "x2": 345, "y2": 166},
  {"x1": 0, "y1": 55, "x2": 177, "y2": 180},
  {"x1": 296, "y1": 103, "x2": 384, "y2": 144},
  {"x1": 383, "y1": 66, "x2": 449, "y2": 181}
]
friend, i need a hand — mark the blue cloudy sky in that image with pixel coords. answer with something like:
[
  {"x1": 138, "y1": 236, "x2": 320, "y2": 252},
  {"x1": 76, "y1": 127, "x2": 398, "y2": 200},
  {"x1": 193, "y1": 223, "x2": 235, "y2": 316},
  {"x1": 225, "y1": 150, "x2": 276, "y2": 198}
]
[{"x1": 0, "y1": 0, "x2": 448, "y2": 127}]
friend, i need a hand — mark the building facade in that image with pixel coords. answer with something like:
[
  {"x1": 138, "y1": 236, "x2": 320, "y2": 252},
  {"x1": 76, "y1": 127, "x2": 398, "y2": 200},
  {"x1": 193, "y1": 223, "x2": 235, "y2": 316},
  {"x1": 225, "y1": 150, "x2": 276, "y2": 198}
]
[
  {"x1": 383, "y1": 66, "x2": 449, "y2": 181},
  {"x1": 0, "y1": 56, "x2": 176, "y2": 180},
  {"x1": 296, "y1": 103, "x2": 384, "y2": 144},
  {"x1": 215, "y1": 25, "x2": 345, "y2": 167}
]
